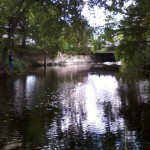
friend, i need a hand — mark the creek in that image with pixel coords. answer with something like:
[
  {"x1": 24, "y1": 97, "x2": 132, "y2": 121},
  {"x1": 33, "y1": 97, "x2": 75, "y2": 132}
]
[{"x1": 0, "y1": 64, "x2": 150, "y2": 150}]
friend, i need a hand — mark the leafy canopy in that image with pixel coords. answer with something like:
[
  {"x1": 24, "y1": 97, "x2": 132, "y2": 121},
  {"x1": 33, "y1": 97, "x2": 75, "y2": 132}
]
[{"x1": 88, "y1": 0, "x2": 150, "y2": 71}]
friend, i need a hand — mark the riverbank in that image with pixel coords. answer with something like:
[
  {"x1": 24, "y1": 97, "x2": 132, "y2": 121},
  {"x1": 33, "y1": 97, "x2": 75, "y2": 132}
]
[
  {"x1": 0, "y1": 51, "x2": 93, "y2": 78},
  {"x1": 1, "y1": 62, "x2": 150, "y2": 150},
  {"x1": 0, "y1": 47, "x2": 120, "y2": 78}
]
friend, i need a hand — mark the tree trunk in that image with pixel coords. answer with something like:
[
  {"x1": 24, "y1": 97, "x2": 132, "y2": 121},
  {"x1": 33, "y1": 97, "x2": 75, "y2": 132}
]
[
  {"x1": 1, "y1": 40, "x2": 12, "y2": 70},
  {"x1": 22, "y1": 38, "x2": 26, "y2": 47},
  {"x1": 0, "y1": 0, "x2": 25, "y2": 71},
  {"x1": 21, "y1": 16, "x2": 28, "y2": 47}
]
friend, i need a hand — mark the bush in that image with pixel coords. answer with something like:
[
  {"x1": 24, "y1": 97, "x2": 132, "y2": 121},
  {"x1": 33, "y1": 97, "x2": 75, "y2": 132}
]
[{"x1": 14, "y1": 58, "x2": 26, "y2": 73}]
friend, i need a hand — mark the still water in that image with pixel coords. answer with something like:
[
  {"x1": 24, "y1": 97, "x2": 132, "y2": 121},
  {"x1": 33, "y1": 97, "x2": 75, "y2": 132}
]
[{"x1": 0, "y1": 64, "x2": 150, "y2": 150}]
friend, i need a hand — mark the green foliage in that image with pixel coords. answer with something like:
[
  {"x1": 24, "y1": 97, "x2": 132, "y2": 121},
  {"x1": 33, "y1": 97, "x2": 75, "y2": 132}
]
[
  {"x1": 89, "y1": 0, "x2": 150, "y2": 71},
  {"x1": 14, "y1": 58, "x2": 26, "y2": 72},
  {"x1": 6, "y1": 55, "x2": 26, "y2": 73},
  {"x1": 92, "y1": 28, "x2": 115, "y2": 53},
  {"x1": 114, "y1": 0, "x2": 150, "y2": 71},
  {"x1": 0, "y1": 0, "x2": 93, "y2": 69}
]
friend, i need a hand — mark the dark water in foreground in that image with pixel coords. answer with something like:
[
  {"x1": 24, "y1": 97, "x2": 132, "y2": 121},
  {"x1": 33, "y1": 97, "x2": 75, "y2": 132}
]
[{"x1": 0, "y1": 64, "x2": 150, "y2": 150}]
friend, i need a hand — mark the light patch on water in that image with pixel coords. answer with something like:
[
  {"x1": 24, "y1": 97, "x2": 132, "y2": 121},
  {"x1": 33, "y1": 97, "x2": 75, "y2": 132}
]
[
  {"x1": 83, "y1": 74, "x2": 123, "y2": 134},
  {"x1": 12, "y1": 79, "x2": 25, "y2": 113},
  {"x1": 11, "y1": 75, "x2": 41, "y2": 112},
  {"x1": 25, "y1": 75, "x2": 37, "y2": 99},
  {"x1": 57, "y1": 73, "x2": 124, "y2": 135}
]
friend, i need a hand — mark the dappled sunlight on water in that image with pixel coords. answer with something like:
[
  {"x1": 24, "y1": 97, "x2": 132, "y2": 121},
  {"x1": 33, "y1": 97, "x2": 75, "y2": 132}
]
[
  {"x1": 1, "y1": 65, "x2": 150, "y2": 149},
  {"x1": 56, "y1": 74, "x2": 124, "y2": 137}
]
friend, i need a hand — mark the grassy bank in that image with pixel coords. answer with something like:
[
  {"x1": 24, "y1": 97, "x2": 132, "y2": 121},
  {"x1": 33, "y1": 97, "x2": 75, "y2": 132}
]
[{"x1": 0, "y1": 46, "x2": 46, "y2": 74}]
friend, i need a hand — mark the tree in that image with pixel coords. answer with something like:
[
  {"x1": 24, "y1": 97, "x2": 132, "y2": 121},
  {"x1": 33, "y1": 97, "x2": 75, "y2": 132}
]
[
  {"x1": 0, "y1": 0, "x2": 37, "y2": 70},
  {"x1": 88, "y1": 0, "x2": 150, "y2": 71},
  {"x1": 115, "y1": 0, "x2": 150, "y2": 71},
  {"x1": 0, "y1": 0, "x2": 91, "y2": 72}
]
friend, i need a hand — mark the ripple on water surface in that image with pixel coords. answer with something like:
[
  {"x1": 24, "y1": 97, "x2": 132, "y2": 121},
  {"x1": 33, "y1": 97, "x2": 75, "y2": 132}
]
[{"x1": 1, "y1": 66, "x2": 150, "y2": 149}]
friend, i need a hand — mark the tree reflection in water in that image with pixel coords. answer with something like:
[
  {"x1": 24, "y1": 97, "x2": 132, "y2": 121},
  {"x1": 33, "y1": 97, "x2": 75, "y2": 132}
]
[
  {"x1": 0, "y1": 65, "x2": 150, "y2": 149},
  {"x1": 118, "y1": 78, "x2": 150, "y2": 149}
]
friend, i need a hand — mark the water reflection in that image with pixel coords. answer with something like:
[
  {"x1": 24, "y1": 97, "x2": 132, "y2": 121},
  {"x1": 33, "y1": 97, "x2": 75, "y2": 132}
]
[
  {"x1": 58, "y1": 74, "x2": 123, "y2": 134},
  {"x1": 0, "y1": 65, "x2": 150, "y2": 149}
]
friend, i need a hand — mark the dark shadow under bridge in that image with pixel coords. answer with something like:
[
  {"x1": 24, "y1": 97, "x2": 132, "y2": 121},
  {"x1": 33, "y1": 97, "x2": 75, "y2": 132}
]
[{"x1": 93, "y1": 52, "x2": 116, "y2": 63}]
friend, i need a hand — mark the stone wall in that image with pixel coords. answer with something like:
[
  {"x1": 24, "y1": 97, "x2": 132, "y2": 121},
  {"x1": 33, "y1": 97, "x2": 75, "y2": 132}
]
[{"x1": 36, "y1": 53, "x2": 93, "y2": 66}]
